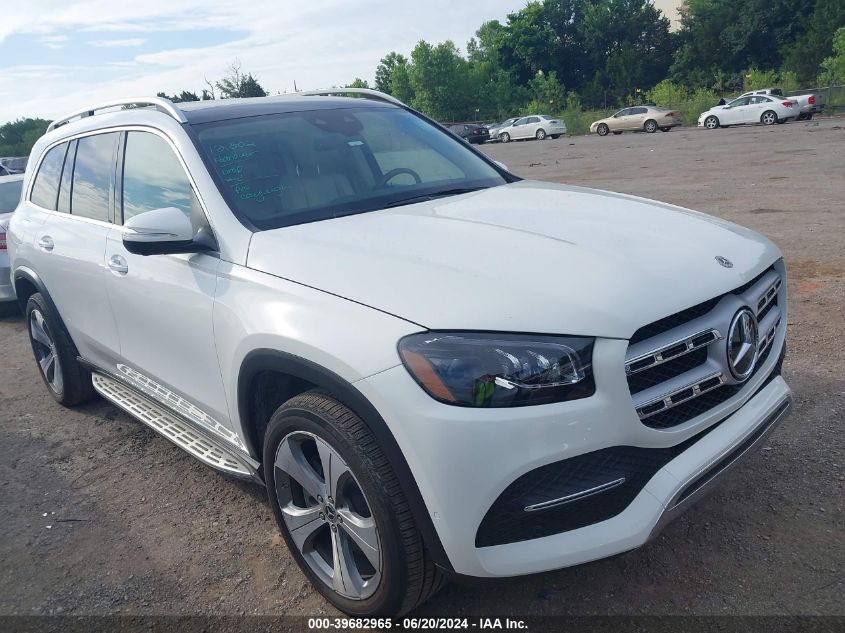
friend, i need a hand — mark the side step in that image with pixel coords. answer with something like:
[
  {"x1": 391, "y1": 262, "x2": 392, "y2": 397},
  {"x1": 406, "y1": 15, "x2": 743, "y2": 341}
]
[{"x1": 92, "y1": 373, "x2": 255, "y2": 479}]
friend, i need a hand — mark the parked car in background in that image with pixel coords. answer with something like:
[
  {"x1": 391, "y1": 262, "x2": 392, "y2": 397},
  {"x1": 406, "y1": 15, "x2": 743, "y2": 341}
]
[
  {"x1": 738, "y1": 88, "x2": 824, "y2": 121},
  {"x1": 699, "y1": 95, "x2": 799, "y2": 129},
  {"x1": 486, "y1": 117, "x2": 519, "y2": 141},
  {"x1": 448, "y1": 123, "x2": 490, "y2": 145},
  {"x1": 0, "y1": 156, "x2": 28, "y2": 176},
  {"x1": 590, "y1": 106, "x2": 681, "y2": 136},
  {"x1": 498, "y1": 115, "x2": 566, "y2": 142},
  {"x1": 0, "y1": 174, "x2": 25, "y2": 313}
]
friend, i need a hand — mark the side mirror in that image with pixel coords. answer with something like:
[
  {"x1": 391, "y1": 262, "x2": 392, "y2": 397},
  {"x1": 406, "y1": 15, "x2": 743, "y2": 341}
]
[{"x1": 122, "y1": 207, "x2": 216, "y2": 256}]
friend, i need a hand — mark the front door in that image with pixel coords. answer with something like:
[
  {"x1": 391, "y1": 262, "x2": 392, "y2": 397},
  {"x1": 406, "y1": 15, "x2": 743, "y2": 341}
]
[
  {"x1": 721, "y1": 97, "x2": 750, "y2": 125},
  {"x1": 104, "y1": 130, "x2": 234, "y2": 440}
]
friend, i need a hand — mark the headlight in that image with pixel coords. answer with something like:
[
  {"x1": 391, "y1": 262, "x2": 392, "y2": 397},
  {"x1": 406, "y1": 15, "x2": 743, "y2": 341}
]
[{"x1": 398, "y1": 332, "x2": 595, "y2": 407}]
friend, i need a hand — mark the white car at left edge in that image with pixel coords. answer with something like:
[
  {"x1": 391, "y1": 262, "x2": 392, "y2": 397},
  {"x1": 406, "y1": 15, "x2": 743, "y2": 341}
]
[{"x1": 699, "y1": 94, "x2": 800, "y2": 129}]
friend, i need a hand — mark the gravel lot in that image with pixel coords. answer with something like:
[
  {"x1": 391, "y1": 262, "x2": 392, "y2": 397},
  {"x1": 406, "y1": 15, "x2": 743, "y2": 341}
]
[{"x1": 1, "y1": 118, "x2": 843, "y2": 619}]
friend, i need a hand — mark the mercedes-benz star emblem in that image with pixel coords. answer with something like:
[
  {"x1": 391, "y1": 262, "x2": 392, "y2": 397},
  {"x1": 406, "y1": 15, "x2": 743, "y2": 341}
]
[
  {"x1": 727, "y1": 308, "x2": 759, "y2": 381},
  {"x1": 715, "y1": 256, "x2": 733, "y2": 268}
]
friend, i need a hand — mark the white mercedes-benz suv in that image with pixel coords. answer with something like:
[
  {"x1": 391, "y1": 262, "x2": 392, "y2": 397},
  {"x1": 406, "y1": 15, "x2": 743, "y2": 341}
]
[{"x1": 8, "y1": 90, "x2": 791, "y2": 616}]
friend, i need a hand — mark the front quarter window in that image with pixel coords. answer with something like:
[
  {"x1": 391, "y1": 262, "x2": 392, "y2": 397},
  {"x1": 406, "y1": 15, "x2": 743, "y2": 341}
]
[{"x1": 193, "y1": 106, "x2": 507, "y2": 230}]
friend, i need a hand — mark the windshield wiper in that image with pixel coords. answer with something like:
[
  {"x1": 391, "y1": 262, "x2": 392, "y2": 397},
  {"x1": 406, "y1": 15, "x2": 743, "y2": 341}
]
[{"x1": 383, "y1": 186, "x2": 489, "y2": 209}]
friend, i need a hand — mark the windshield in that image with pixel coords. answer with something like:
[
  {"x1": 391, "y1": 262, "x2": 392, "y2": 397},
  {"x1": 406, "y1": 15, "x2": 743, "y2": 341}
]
[
  {"x1": 0, "y1": 179, "x2": 23, "y2": 213},
  {"x1": 193, "y1": 106, "x2": 508, "y2": 230}
]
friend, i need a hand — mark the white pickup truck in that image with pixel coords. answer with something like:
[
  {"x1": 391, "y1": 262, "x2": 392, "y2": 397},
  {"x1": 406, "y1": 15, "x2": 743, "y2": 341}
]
[{"x1": 740, "y1": 88, "x2": 825, "y2": 120}]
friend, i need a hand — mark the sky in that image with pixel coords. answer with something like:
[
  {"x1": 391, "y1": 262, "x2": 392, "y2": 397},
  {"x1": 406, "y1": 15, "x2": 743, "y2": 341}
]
[{"x1": 0, "y1": 0, "x2": 683, "y2": 124}]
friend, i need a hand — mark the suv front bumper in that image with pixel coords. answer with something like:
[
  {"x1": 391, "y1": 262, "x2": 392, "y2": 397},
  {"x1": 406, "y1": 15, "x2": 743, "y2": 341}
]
[{"x1": 358, "y1": 338, "x2": 791, "y2": 578}]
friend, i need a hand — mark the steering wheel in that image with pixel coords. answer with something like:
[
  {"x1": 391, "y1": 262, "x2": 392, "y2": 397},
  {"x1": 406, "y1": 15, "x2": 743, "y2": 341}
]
[{"x1": 376, "y1": 167, "x2": 422, "y2": 189}]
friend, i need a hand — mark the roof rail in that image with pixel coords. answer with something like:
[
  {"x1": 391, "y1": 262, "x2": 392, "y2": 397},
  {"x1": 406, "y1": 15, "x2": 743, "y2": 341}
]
[
  {"x1": 47, "y1": 97, "x2": 188, "y2": 132},
  {"x1": 297, "y1": 88, "x2": 408, "y2": 108}
]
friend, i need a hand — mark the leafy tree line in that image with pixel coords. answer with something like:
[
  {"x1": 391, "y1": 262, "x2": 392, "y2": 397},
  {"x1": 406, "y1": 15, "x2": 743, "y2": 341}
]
[{"x1": 366, "y1": 0, "x2": 844, "y2": 121}]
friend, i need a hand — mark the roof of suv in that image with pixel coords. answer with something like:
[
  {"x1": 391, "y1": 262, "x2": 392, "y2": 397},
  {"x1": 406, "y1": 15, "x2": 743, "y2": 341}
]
[{"x1": 176, "y1": 95, "x2": 394, "y2": 125}]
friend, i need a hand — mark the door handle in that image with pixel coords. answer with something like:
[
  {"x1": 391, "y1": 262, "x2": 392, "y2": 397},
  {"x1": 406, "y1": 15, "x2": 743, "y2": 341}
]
[
  {"x1": 108, "y1": 254, "x2": 129, "y2": 275},
  {"x1": 38, "y1": 236, "x2": 54, "y2": 251}
]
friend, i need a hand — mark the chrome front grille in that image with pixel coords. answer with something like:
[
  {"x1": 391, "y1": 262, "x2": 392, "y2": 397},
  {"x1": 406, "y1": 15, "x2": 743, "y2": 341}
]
[{"x1": 626, "y1": 266, "x2": 785, "y2": 429}]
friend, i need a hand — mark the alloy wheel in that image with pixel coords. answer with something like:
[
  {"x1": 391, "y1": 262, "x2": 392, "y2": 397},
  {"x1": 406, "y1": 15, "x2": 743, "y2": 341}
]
[
  {"x1": 274, "y1": 431, "x2": 382, "y2": 600},
  {"x1": 762, "y1": 111, "x2": 777, "y2": 125},
  {"x1": 30, "y1": 309, "x2": 63, "y2": 394},
  {"x1": 705, "y1": 116, "x2": 718, "y2": 129}
]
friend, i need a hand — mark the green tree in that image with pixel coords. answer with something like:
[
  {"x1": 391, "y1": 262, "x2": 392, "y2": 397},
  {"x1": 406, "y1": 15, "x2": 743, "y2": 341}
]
[
  {"x1": 374, "y1": 52, "x2": 408, "y2": 93},
  {"x1": 215, "y1": 60, "x2": 268, "y2": 98},
  {"x1": 783, "y1": 0, "x2": 845, "y2": 84},
  {"x1": 407, "y1": 40, "x2": 474, "y2": 121},
  {"x1": 819, "y1": 27, "x2": 845, "y2": 83},
  {"x1": 671, "y1": 0, "x2": 816, "y2": 86},
  {"x1": 345, "y1": 78, "x2": 370, "y2": 89},
  {"x1": 156, "y1": 90, "x2": 201, "y2": 103},
  {"x1": 0, "y1": 118, "x2": 51, "y2": 157}
]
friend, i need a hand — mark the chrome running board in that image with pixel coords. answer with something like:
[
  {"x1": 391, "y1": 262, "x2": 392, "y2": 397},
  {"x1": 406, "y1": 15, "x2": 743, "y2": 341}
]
[{"x1": 91, "y1": 373, "x2": 257, "y2": 480}]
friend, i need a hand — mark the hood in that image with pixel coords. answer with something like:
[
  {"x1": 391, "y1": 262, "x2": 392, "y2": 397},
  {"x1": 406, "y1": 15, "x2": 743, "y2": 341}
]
[{"x1": 247, "y1": 181, "x2": 780, "y2": 338}]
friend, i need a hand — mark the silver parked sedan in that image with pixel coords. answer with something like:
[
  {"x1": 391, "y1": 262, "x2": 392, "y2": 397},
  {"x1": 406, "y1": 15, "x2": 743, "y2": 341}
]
[
  {"x1": 498, "y1": 115, "x2": 567, "y2": 142},
  {"x1": 0, "y1": 174, "x2": 24, "y2": 312}
]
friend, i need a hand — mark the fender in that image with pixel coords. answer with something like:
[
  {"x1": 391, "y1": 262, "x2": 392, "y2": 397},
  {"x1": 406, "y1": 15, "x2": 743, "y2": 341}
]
[
  {"x1": 238, "y1": 348, "x2": 454, "y2": 572},
  {"x1": 14, "y1": 266, "x2": 58, "y2": 316}
]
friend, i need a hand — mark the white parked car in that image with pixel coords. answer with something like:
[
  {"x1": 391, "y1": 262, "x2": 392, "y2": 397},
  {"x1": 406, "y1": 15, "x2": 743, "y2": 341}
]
[
  {"x1": 699, "y1": 95, "x2": 799, "y2": 129},
  {"x1": 739, "y1": 88, "x2": 825, "y2": 120},
  {"x1": 498, "y1": 114, "x2": 566, "y2": 142},
  {"x1": 8, "y1": 90, "x2": 791, "y2": 617}
]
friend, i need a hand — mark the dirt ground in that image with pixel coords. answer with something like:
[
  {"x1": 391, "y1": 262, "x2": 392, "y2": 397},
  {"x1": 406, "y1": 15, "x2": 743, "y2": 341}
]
[{"x1": 1, "y1": 118, "x2": 843, "y2": 619}]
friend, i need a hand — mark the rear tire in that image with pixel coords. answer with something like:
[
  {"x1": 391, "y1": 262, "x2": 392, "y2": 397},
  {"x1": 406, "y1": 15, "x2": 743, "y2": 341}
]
[
  {"x1": 660, "y1": 127, "x2": 671, "y2": 132},
  {"x1": 535, "y1": 129, "x2": 546, "y2": 140},
  {"x1": 761, "y1": 110, "x2": 778, "y2": 125},
  {"x1": 612, "y1": 131, "x2": 623, "y2": 135},
  {"x1": 264, "y1": 391, "x2": 444, "y2": 616},
  {"x1": 596, "y1": 124, "x2": 609, "y2": 136},
  {"x1": 644, "y1": 119, "x2": 658, "y2": 133},
  {"x1": 25, "y1": 293, "x2": 96, "y2": 406}
]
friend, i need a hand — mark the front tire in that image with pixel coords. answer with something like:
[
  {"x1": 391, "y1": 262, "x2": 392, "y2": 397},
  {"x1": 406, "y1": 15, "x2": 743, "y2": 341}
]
[
  {"x1": 644, "y1": 119, "x2": 658, "y2": 133},
  {"x1": 704, "y1": 115, "x2": 720, "y2": 129},
  {"x1": 264, "y1": 392, "x2": 443, "y2": 616},
  {"x1": 596, "y1": 123, "x2": 609, "y2": 136},
  {"x1": 761, "y1": 110, "x2": 778, "y2": 125},
  {"x1": 499, "y1": 132, "x2": 510, "y2": 143},
  {"x1": 25, "y1": 293, "x2": 95, "y2": 406}
]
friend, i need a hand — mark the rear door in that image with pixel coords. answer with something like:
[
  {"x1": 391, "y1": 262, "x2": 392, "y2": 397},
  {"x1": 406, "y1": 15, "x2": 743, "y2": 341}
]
[
  {"x1": 746, "y1": 96, "x2": 769, "y2": 123},
  {"x1": 523, "y1": 116, "x2": 541, "y2": 138},
  {"x1": 30, "y1": 133, "x2": 122, "y2": 369},
  {"x1": 103, "y1": 129, "x2": 232, "y2": 432},
  {"x1": 628, "y1": 107, "x2": 648, "y2": 130}
]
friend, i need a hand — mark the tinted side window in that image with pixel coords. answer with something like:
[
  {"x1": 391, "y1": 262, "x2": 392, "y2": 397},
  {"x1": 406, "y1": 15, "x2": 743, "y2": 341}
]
[
  {"x1": 122, "y1": 132, "x2": 195, "y2": 223},
  {"x1": 527, "y1": 117, "x2": 540, "y2": 123},
  {"x1": 72, "y1": 133, "x2": 118, "y2": 222},
  {"x1": 57, "y1": 140, "x2": 77, "y2": 214},
  {"x1": 633, "y1": 107, "x2": 648, "y2": 115},
  {"x1": 30, "y1": 143, "x2": 68, "y2": 210}
]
